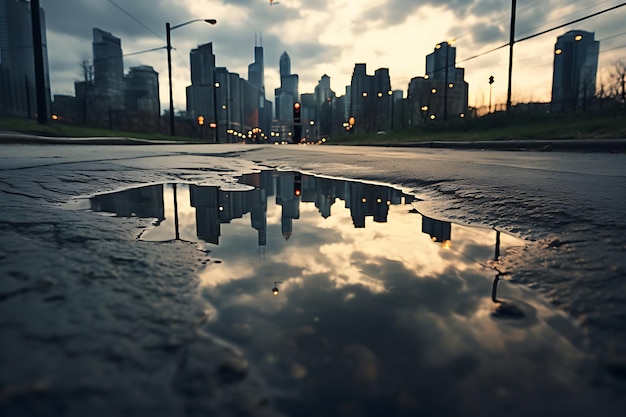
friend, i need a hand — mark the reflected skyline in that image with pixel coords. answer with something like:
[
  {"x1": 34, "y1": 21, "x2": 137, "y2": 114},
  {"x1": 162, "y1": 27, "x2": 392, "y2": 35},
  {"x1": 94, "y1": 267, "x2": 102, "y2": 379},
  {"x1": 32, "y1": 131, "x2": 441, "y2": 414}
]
[
  {"x1": 88, "y1": 170, "x2": 422, "y2": 247},
  {"x1": 78, "y1": 171, "x2": 604, "y2": 417}
]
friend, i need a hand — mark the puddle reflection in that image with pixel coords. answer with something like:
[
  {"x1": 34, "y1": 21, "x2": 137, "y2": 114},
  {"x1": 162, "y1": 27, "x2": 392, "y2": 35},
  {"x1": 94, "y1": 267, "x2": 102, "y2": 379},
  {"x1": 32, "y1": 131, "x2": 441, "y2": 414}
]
[{"x1": 85, "y1": 171, "x2": 593, "y2": 416}]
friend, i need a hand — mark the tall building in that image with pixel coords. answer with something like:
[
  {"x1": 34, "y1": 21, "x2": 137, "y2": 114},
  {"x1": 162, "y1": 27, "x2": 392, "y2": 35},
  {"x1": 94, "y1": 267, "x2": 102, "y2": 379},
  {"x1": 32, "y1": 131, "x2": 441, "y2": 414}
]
[
  {"x1": 408, "y1": 41, "x2": 468, "y2": 125},
  {"x1": 551, "y1": 30, "x2": 599, "y2": 111},
  {"x1": 348, "y1": 64, "x2": 392, "y2": 133},
  {"x1": 247, "y1": 34, "x2": 270, "y2": 134},
  {"x1": 426, "y1": 41, "x2": 465, "y2": 84},
  {"x1": 125, "y1": 65, "x2": 159, "y2": 116},
  {"x1": 313, "y1": 74, "x2": 336, "y2": 138},
  {"x1": 186, "y1": 42, "x2": 216, "y2": 122},
  {"x1": 0, "y1": 0, "x2": 50, "y2": 117},
  {"x1": 274, "y1": 51, "x2": 298, "y2": 121},
  {"x1": 248, "y1": 33, "x2": 265, "y2": 92},
  {"x1": 92, "y1": 28, "x2": 124, "y2": 110}
]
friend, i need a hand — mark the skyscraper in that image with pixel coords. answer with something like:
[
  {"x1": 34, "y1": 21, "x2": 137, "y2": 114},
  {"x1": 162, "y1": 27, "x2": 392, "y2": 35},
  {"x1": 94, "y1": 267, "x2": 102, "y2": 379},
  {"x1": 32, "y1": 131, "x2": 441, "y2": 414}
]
[
  {"x1": 408, "y1": 41, "x2": 468, "y2": 125},
  {"x1": 426, "y1": 41, "x2": 465, "y2": 83},
  {"x1": 248, "y1": 33, "x2": 265, "y2": 92},
  {"x1": 551, "y1": 30, "x2": 599, "y2": 111},
  {"x1": 247, "y1": 34, "x2": 270, "y2": 134},
  {"x1": 93, "y1": 28, "x2": 124, "y2": 110},
  {"x1": 0, "y1": 0, "x2": 50, "y2": 117},
  {"x1": 125, "y1": 65, "x2": 159, "y2": 116},
  {"x1": 186, "y1": 42, "x2": 216, "y2": 121},
  {"x1": 314, "y1": 74, "x2": 335, "y2": 138},
  {"x1": 274, "y1": 51, "x2": 298, "y2": 121},
  {"x1": 349, "y1": 64, "x2": 392, "y2": 133}
]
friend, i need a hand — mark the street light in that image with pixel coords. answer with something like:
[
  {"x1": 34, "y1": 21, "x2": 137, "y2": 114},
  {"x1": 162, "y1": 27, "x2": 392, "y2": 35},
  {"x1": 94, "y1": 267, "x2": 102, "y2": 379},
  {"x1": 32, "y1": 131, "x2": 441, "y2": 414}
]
[{"x1": 166, "y1": 18, "x2": 217, "y2": 136}]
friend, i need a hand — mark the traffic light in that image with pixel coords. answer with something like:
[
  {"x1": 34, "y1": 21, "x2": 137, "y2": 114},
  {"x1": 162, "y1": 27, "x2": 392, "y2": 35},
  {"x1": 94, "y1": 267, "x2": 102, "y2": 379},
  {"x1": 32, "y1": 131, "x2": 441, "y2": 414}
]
[
  {"x1": 293, "y1": 102, "x2": 302, "y2": 143},
  {"x1": 293, "y1": 102, "x2": 301, "y2": 123},
  {"x1": 489, "y1": 75, "x2": 494, "y2": 84},
  {"x1": 294, "y1": 173, "x2": 302, "y2": 197}
]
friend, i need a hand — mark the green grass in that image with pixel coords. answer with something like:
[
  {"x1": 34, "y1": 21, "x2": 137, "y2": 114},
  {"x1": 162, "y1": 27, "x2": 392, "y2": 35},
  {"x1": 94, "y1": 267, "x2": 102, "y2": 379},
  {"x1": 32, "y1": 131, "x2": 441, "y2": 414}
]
[
  {"x1": 2, "y1": 108, "x2": 625, "y2": 145},
  {"x1": 333, "y1": 109, "x2": 626, "y2": 145},
  {"x1": 0, "y1": 117, "x2": 196, "y2": 142}
]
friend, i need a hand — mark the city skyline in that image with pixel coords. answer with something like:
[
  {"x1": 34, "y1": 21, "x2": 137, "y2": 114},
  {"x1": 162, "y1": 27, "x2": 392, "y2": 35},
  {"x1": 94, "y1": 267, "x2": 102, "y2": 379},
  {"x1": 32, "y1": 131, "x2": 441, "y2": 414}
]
[{"x1": 37, "y1": 0, "x2": 626, "y2": 113}]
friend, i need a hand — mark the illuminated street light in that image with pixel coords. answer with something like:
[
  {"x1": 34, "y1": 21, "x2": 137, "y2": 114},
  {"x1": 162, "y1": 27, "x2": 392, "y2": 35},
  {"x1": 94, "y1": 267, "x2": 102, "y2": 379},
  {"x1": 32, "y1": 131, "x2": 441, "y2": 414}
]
[
  {"x1": 272, "y1": 281, "x2": 283, "y2": 296},
  {"x1": 166, "y1": 18, "x2": 217, "y2": 136}
]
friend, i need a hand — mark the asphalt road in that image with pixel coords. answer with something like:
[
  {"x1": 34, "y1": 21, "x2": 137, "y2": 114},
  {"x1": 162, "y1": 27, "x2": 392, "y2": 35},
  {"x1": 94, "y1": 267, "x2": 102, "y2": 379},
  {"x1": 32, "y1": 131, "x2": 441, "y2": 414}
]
[{"x1": 1, "y1": 142, "x2": 625, "y2": 416}]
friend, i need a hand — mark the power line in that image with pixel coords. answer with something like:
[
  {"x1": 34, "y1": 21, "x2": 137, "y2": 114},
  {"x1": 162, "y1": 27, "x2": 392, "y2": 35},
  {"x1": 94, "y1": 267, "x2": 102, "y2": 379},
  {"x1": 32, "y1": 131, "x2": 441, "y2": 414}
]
[
  {"x1": 457, "y1": 2, "x2": 626, "y2": 64},
  {"x1": 599, "y1": 31, "x2": 626, "y2": 42},
  {"x1": 600, "y1": 43, "x2": 626, "y2": 53},
  {"x1": 516, "y1": 0, "x2": 616, "y2": 38},
  {"x1": 516, "y1": 2, "x2": 626, "y2": 43},
  {"x1": 124, "y1": 46, "x2": 167, "y2": 57},
  {"x1": 105, "y1": 0, "x2": 162, "y2": 41}
]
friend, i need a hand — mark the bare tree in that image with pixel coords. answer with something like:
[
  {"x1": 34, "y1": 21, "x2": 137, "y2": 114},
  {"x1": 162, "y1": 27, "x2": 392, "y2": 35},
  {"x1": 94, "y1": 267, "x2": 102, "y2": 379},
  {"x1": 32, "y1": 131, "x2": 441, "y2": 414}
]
[
  {"x1": 611, "y1": 60, "x2": 626, "y2": 105},
  {"x1": 77, "y1": 60, "x2": 94, "y2": 124}
]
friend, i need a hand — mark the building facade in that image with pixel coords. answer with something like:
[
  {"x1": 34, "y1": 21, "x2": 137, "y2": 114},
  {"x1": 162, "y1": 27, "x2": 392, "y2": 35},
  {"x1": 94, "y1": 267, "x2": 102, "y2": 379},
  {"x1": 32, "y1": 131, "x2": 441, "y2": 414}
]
[
  {"x1": 274, "y1": 51, "x2": 298, "y2": 122},
  {"x1": 92, "y1": 28, "x2": 124, "y2": 110},
  {"x1": 125, "y1": 65, "x2": 159, "y2": 116},
  {"x1": 0, "y1": 0, "x2": 50, "y2": 117},
  {"x1": 348, "y1": 64, "x2": 393, "y2": 133},
  {"x1": 186, "y1": 42, "x2": 216, "y2": 123},
  {"x1": 551, "y1": 30, "x2": 599, "y2": 111},
  {"x1": 408, "y1": 41, "x2": 468, "y2": 125}
]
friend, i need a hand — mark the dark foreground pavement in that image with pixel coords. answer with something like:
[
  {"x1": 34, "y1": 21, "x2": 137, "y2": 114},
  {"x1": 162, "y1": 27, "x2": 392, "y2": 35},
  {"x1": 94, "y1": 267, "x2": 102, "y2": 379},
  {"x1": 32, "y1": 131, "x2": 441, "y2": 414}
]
[{"x1": 1, "y1": 140, "x2": 625, "y2": 416}]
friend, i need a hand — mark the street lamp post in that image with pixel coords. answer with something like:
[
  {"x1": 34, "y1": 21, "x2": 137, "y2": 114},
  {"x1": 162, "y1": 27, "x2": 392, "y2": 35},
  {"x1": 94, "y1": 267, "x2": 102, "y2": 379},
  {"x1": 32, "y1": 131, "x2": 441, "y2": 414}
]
[{"x1": 166, "y1": 18, "x2": 217, "y2": 136}]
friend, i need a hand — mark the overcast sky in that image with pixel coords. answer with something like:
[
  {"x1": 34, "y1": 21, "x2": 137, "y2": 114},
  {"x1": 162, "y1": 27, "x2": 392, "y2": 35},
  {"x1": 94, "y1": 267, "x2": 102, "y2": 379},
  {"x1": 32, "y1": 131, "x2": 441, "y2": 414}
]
[{"x1": 39, "y1": 0, "x2": 626, "y2": 112}]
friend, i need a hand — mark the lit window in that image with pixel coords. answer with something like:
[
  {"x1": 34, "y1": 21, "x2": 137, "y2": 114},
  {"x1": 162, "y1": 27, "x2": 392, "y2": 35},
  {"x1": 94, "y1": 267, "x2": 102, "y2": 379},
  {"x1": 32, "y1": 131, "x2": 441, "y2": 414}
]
[
  {"x1": 574, "y1": 34, "x2": 583, "y2": 41},
  {"x1": 555, "y1": 49, "x2": 562, "y2": 55},
  {"x1": 430, "y1": 114, "x2": 436, "y2": 120},
  {"x1": 431, "y1": 88, "x2": 437, "y2": 94}
]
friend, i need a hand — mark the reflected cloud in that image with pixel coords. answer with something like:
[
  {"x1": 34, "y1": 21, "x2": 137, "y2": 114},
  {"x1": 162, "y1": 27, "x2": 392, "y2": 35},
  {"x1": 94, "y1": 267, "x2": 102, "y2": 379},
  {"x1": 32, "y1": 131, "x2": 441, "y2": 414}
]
[{"x1": 80, "y1": 170, "x2": 599, "y2": 416}]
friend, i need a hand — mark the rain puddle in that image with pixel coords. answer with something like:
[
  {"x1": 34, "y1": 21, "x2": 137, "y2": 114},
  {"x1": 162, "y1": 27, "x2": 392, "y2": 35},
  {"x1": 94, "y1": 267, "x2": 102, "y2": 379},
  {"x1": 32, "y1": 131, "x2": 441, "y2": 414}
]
[{"x1": 81, "y1": 170, "x2": 596, "y2": 416}]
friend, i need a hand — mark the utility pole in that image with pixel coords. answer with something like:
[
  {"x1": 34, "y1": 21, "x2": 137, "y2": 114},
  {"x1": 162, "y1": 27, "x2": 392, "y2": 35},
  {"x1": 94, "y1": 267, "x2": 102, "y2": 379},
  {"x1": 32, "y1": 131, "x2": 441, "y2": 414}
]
[
  {"x1": 506, "y1": 0, "x2": 517, "y2": 113},
  {"x1": 30, "y1": 0, "x2": 47, "y2": 124},
  {"x1": 489, "y1": 75, "x2": 494, "y2": 113},
  {"x1": 444, "y1": 42, "x2": 449, "y2": 122}
]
